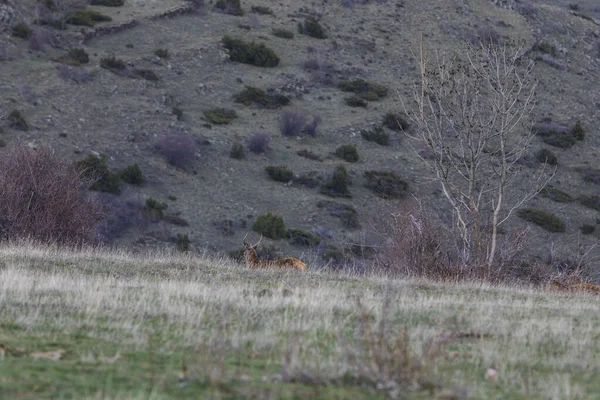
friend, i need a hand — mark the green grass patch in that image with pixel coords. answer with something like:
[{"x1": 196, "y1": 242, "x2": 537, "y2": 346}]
[{"x1": 222, "y1": 36, "x2": 279, "y2": 67}]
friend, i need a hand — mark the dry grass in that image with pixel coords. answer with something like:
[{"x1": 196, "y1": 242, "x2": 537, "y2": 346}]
[{"x1": 0, "y1": 241, "x2": 599, "y2": 398}]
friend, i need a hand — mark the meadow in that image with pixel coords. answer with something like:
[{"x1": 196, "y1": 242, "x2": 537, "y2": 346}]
[{"x1": 0, "y1": 242, "x2": 599, "y2": 399}]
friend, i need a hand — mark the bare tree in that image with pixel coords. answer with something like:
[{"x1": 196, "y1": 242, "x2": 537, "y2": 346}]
[{"x1": 403, "y1": 39, "x2": 553, "y2": 269}]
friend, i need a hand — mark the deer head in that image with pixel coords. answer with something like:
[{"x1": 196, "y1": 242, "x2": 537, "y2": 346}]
[{"x1": 243, "y1": 232, "x2": 263, "y2": 250}]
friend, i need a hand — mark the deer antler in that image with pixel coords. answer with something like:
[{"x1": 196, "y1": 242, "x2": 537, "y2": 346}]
[{"x1": 254, "y1": 234, "x2": 263, "y2": 247}]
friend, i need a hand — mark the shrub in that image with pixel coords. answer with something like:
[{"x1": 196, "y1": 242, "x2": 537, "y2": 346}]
[
  {"x1": 580, "y1": 224, "x2": 595, "y2": 235},
  {"x1": 75, "y1": 154, "x2": 122, "y2": 194},
  {"x1": 230, "y1": 142, "x2": 245, "y2": 159},
  {"x1": 533, "y1": 122, "x2": 583, "y2": 149},
  {"x1": 214, "y1": 0, "x2": 244, "y2": 16},
  {"x1": 298, "y1": 18, "x2": 326, "y2": 39},
  {"x1": 265, "y1": 165, "x2": 293, "y2": 182},
  {"x1": 100, "y1": 56, "x2": 126, "y2": 72},
  {"x1": 517, "y1": 208, "x2": 565, "y2": 232},
  {"x1": 203, "y1": 108, "x2": 237, "y2": 124},
  {"x1": 539, "y1": 186, "x2": 573, "y2": 203},
  {"x1": 252, "y1": 212, "x2": 286, "y2": 239},
  {"x1": 172, "y1": 107, "x2": 183, "y2": 120},
  {"x1": 154, "y1": 133, "x2": 197, "y2": 168},
  {"x1": 251, "y1": 6, "x2": 273, "y2": 15},
  {"x1": 383, "y1": 112, "x2": 409, "y2": 131},
  {"x1": 338, "y1": 79, "x2": 388, "y2": 101},
  {"x1": 272, "y1": 28, "x2": 294, "y2": 39},
  {"x1": 12, "y1": 23, "x2": 32, "y2": 39},
  {"x1": 535, "y1": 148, "x2": 558, "y2": 165},
  {"x1": 287, "y1": 229, "x2": 320, "y2": 246},
  {"x1": 578, "y1": 195, "x2": 600, "y2": 211},
  {"x1": 280, "y1": 110, "x2": 306, "y2": 137},
  {"x1": 334, "y1": 145, "x2": 359, "y2": 163},
  {"x1": 7, "y1": 110, "x2": 28, "y2": 131},
  {"x1": 143, "y1": 198, "x2": 166, "y2": 220},
  {"x1": 154, "y1": 48, "x2": 169, "y2": 59},
  {"x1": 536, "y1": 41, "x2": 556, "y2": 55},
  {"x1": 361, "y1": 125, "x2": 389, "y2": 146},
  {"x1": 56, "y1": 64, "x2": 92, "y2": 84},
  {"x1": 175, "y1": 233, "x2": 190, "y2": 252},
  {"x1": 222, "y1": 36, "x2": 279, "y2": 67},
  {"x1": 58, "y1": 48, "x2": 90, "y2": 66},
  {"x1": 67, "y1": 10, "x2": 112, "y2": 26},
  {"x1": 364, "y1": 170, "x2": 408, "y2": 199},
  {"x1": 0, "y1": 145, "x2": 104, "y2": 244},
  {"x1": 317, "y1": 200, "x2": 360, "y2": 229},
  {"x1": 297, "y1": 149, "x2": 321, "y2": 161},
  {"x1": 132, "y1": 69, "x2": 159, "y2": 81},
  {"x1": 91, "y1": 0, "x2": 125, "y2": 5},
  {"x1": 320, "y1": 165, "x2": 351, "y2": 198},
  {"x1": 234, "y1": 86, "x2": 290, "y2": 108},
  {"x1": 572, "y1": 121, "x2": 584, "y2": 141},
  {"x1": 246, "y1": 133, "x2": 270, "y2": 153},
  {"x1": 344, "y1": 96, "x2": 368, "y2": 108},
  {"x1": 578, "y1": 168, "x2": 600, "y2": 185},
  {"x1": 303, "y1": 115, "x2": 321, "y2": 137},
  {"x1": 120, "y1": 163, "x2": 144, "y2": 185}
]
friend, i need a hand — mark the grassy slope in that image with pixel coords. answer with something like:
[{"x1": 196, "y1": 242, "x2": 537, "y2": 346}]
[{"x1": 0, "y1": 244, "x2": 598, "y2": 399}]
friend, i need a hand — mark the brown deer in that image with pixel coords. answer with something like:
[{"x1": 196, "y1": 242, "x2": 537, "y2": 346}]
[
  {"x1": 243, "y1": 233, "x2": 306, "y2": 272},
  {"x1": 551, "y1": 278, "x2": 600, "y2": 295}
]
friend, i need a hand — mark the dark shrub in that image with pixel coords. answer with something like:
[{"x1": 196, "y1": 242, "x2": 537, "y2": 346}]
[
  {"x1": 253, "y1": 212, "x2": 286, "y2": 239},
  {"x1": 572, "y1": 121, "x2": 584, "y2": 141},
  {"x1": 364, "y1": 170, "x2": 408, "y2": 199},
  {"x1": 578, "y1": 195, "x2": 600, "y2": 211},
  {"x1": 172, "y1": 107, "x2": 183, "y2": 120},
  {"x1": 287, "y1": 229, "x2": 321, "y2": 246},
  {"x1": 7, "y1": 110, "x2": 28, "y2": 131},
  {"x1": 57, "y1": 64, "x2": 92, "y2": 84},
  {"x1": 539, "y1": 186, "x2": 573, "y2": 203},
  {"x1": 383, "y1": 112, "x2": 409, "y2": 131},
  {"x1": 361, "y1": 125, "x2": 389, "y2": 146},
  {"x1": 251, "y1": 6, "x2": 273, "y2": 15},
  {"x1": 320, "y1": 165, "x2": 351, "y2": 198},
  {"x1": 132, "y1": 69, "x2": 159, "y2": 81},
  {"x1": 214, "y1": 0, "x2": 244, "y2": 16},
  {"x1": 580, "y1": 224, "x2": 595, "y2": 235},
  {"x1": 222, "y1": 36, "x2": 280, "y2": 67},
  {"x1": 536, "y1": 42, "x2": 557, "y2": 56},
  {"x1": 154, "y1": 48, "x2": 169, "y2": 59},
  {"x1": 143, "y1": 198, "x2": 166, "y2": 221},
  {"x1": 91, "y1": 0, "x2": 125, "y2": 5},
  {"x1": 265, "y1": 165, "x2": 293, "y2": 182},
  {"x1": 67, "y1": 48, "x2": 89, "y2": 64},
  {"x1": 280, "y1": 110, "x2": 306, "y2": 137},
  {"x1": 67, "y1": 10, "x2": 112, "y2": 26},
  {"x1": 578, "y1": 168, "x2": 600, "y2": 185},
  {"x1": 203, "y1": 108, "x2": 237, "y2": 124},
  {"x1": 272, "y1": 28, "x2": 294, "y2": 39},
  {"x1": 536, "y1": 148, "x2": 558, "y2": 165},
  {"x1": 303, "y1": 114, "x2": 321, "y2": 136},
  {"x1": 175, "y1": 233, "x2": 190, "y2": 252},
  {"x1": 0, "y1": 145, "x2": 103, "y2": 244},
  {"x1": 234, "y1": 86, "x2": 290, "y2": 108},
  {"x1": 246, "y1": 133, "x2": 270, "y2": 154},
  {"x1": 230, "y1": 142, "x2": 245, "y2": 159},
  {"x1": 297, "y1": 149, "x2": 321, "y2": 161},
  {"x1": 317, "y1": 200, "x2": 360, "y2": 229},
  {"x1": 345, "y1": 96, "x2": 368, "y2": 108},
  {"x1": 298, "y1": 18, "x2": 326, "y2": 39},
  {"x1": 517, "y1": 208, "x2": 565, "y2": 232},
  {"x1": 75, "y1": 154, "x2": 122, "y2": 195},
  {"x1": 533, "y1": 122, "x2": 582, "y2": 149},
  {"x1": 12, "y1": 23, "x2": 32, "y2": 39},
  {"x1": 100, "y1": 56, "x2": 126, "y2": 73},
  {"x1": 154, "y1": 133, "x2": 197, "y2": 168},
  {"x1": 338, "y1": 79, "x2": 388, "y2": 101},
  {"x1": 334, "y1": 145, "x2": 359, "y2": 163},
  {"x1": 120, "y1": 164, "x2": 144, "y2": 185}
]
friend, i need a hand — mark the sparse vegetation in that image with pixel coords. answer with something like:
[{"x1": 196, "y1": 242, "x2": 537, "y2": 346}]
[
  {"x1": 222, "y1": 36, "x2": 280, "y2": 67},
  {"x1": 287, "y1": 229, "x2": 321, "y2": 246},
  {"x1": 154, "y1": 133, "x2": 197, "y2": 168},
  {"x1": 60, "y1": 48, "x2": 90, "y2": 65},
  {"x1": 67, "y1": 10, "x2": 112, "y2": 27},
  {"x1": 132, "y1": 69, "x2": 159, "y2": 81},
  {"x1": 252, "y1": 212, "x2": 286, "y2": 239},
  {"x1": 296, "y1": 149, "x2": 321, "y2": 161},
  {"x1": 317, "y1": 200, "x2": 360, "y2": 229},
  {"x1": 120, "y1": 164, "x2": 144, "y2": 185},
  {"x1": 518, "y1": 208, "x2": 565, "y2": 232},
  {"x1": 203, "y1": 108, "x2": 237, "y2": 124},
  {"x1": 214, "y1": 0, "x2": 244, "y2": 16},
  {"x1": 246, "y1": 133, "x2": 270, "y2": 154},
  {"x1": 11, "y1": 23, "x2": 32, "y2": 39},
  {"x1": 338, "y1": 79, "x2": 388, "y2": 101},
  {"x1": 334, "y1": 145, "x2": 359, "y2": 163},
  {"x1": 265, "y1": 165, "x2": 293, "y2": 182},
  {"x1": 234, "y1": 86, "x2": 290, "y2": 108},
  {"x1": 298, "y1": 18, "x2": 326, "y2": 39},
  {"x1": 280, "y1": 110, "x2": 306, "y2": 137},
  {"x1": 75, "y1": 154, "x2": 122, "y2": 195},
  {"x1": 344, "y1": 96, "x2": 368, "y2": 108},
  {"x1": 143, "y1": 197, "x2": 166, "y2": 220},
  {"x1": 364, "y1": 170, "x2": 409, "y2": 199},
  {"x1": 580, "y1": 224, "x2": 595, "y2": 235},
  {"x1": 230, "y1": 142, "x2": 245, "y2": 159},
  {"x1": 536, "y1": 148, "x2": 558, "y2": 165},
  {"x1": 175, "y1": 233, "x2": 190, "y2": 251},
  {"x1": 382, "y1": 112, "x2": 409, "y2": 131},
  {"x1": 172, "y1": 107, "x2": 183, "y2": 120},
  {"x1": 536, "y1": 41, "x2": 556, "y2": 55},
  {"x1": 250, "y1": 6, "x2": 273, "y2": 15},
  {"x1": 272, "y1": 28, "x2": 294, "y2": 39},
  {"x1": 7, "y1": 110, "x2": 29, "y2": 131},
  {"x1": 539, "y1": 186, "x2": 573, "y2": 203},
  {"x1": 100, "y1": 56, "x2": 126, "y2": 72},
  {"x1": 361, "y1": 125, "x2": 389, "y2": 146},
  {"x1": 578, "y1": 195, "x2": 600, "y2": 211},
  {"x1": 154, "y1": 48, "x2": 169, "y2": 59},
  {"x1": 578, "y1": 168, "x2": 600, "y2": 185},
  {"x1": 90, "y1": 0, "x2": 125, "y2": 5},
  {"x1": 320, "y1": 165, "x2": 351, "y2": 198},
  {"x1": 572, "y1": 121, "x2": 585, "y2": 141}
]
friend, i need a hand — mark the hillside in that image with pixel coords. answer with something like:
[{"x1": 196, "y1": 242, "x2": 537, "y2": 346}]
[
  {"x1": 0, "y1": 0, "x2": 599, "y2": 268},
  {"x1": 0, "y1": 242, "x2": 599, "y2": 399}
]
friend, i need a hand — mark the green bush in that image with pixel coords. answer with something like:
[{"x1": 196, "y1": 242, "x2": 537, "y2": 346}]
[
  {"x1": 572, "y1": 121, "x2": 584, "y2": 141},
  {"x1": 144, "y1": 198, "x2": 166, "y2": 220},
  {"x1": 298, "y1": 18, "x2": 326, "y2": 39},
  {"x1": 120, "y1": 163, "x2": 144, "y2": 185},
  {"x1": 203, "y1": 108, "x2": 237, "y2": 124},
  {"x1": 578, "y1": 195, "x2": 600, "y2": 211},
  {"x1": 251, "y1": 6, "x2": 274, "y2": 15},
  {"x1": 230, "y1": 142, "x2": 245, "y2": 159},
  {"x1": 265, "y1": 165, "x2": 293, "y2": 182},
  {"x1": 100, "y1": 56, "x2": 126, "y2": 72},
  {"x1": 344, "y1": 96, "x2": 368, "y2": 108},
  {"x1": 539, "y1": 186, "x2": 573, "y2": 203},
  {"x1": 338, "y1": 79, "x2": 388, "y2": 101},
  {"x1": 252, "y1": 212, "x2": 286, "y2": 239},
  {"x1": 154, "y1": 48, "x2": 169, "y2": 59},
  {"x1": 382, "y1": 112, "x2": 409, "y2": 131},
  {"x1": 272, "y1": 28, "x2": 294, "y2": 39},
  {"x1": 320, "y1": 165, "x2": 351, "y2": 198},
  {"x1": 287, "y1": 229, "x2": 320, "y2": 246},
  {"x1": 536, "y1": 148, "x2": 558, "y2": 165},
  {"x1": 67, "y1": 10, "x2": 112, "y2": 26},
  {"x1": 8, "y1": 110, "x2": 28, "y2": 131},
  {"x1": 361, "y1": 125, "x2": 389, "y2": 146},
  {"x1": 334, "y1": 145, "x2": 359, "y2": 163},
  {"x1": 132, "y1": 69, "x2": 159, "y2": 81},
  {"x1": 91, "y1": 0, "x2": 125, "y2": 5},
  {"x1": 517, "y1": 208, "x2": 565, "y2": 232},
  {"x1": 214, "y1": 0, "x2": 244, "y2": 16},
  {"x1": 296, "y1": 149, "x2": 321, "y2": 161},
  {"x1": 580, "y1": 224, "x2": 595, "y2": 235},
  {"x1": 234, "y1": 86, "x2": 290, "y2": 108},
  {"x1": 75, "y1": 154, "x2": 122, "y2": 194},
  {"x1": 364, "y1": 170, "x2": 408, "y2": 199},
  {"x1": 222, "y1": 36, "x2": 279, "y2": 67},
  {"x1": 11, "y1": 23, "x2": 32, "y2": 39}
]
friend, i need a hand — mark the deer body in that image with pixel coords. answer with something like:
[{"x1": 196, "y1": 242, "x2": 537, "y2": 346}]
[
  {"x1": 243, "y1": 234, "x2": 306, "y2": 272},
  {"x1": 551, "y1": 279, "x2": 600, "y2": 295}
]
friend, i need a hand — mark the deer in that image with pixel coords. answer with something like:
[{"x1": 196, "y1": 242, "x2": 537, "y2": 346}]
[
  {"x1": 243, "y1": 233, "x2": 307, "y2": 272},
  {"x1": 550, "y1": 277, "x2": 600, "y2": 295}
]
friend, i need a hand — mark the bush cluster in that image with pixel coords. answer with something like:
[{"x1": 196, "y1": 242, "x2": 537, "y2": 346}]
[
  {"x1": 517, "y1": 208, "x2": 565, "y2": 232},
  {"x1": 298, "y1": 18, "x2": 326, "y2": 39},
  {"x1": 382, "y1": 112, "x2": 409, "y2": 131},
  {"x1": 234, "y1": 86, "x2": 290, "y2": 108},
  {"x1": 120, "y1": 164, "x2": 144, "y2": 185},
  {"x1": 252, "y1": 212, "x2": 286, "y2": 239},
  {"x1": 203, "y1": 108, "x2": 237, "y2": 124},
  {"x1": 320, "y1": 165, "x2": 351, "y2": 198},
  {"x1": 75, "y1": 154, "x2": 122, "y2": 195},
  {"x1": 334, "y1": 145, "x2": 359, "y2": 163},
  {"x1": 143, "y1": 198, "x2": 166, "y2": 221},
  {"x1": 364, "y1": 170, "x2": 408, "y2": 199},
  {"x1": 338, "y1": 79, "x2": 388, "y2": 101},
  {"x1": 361, "y1": 125, "x2": 389, "y2": 146},
  {"x1": 265, "y1": 165, "x2": 293, "y2": 182},
  {"x1": 222, "y1": 36, "x2": 280, "y2": 67},
  {"x1": 8, "y1": 110, "x2": 29, "y2": 131}
]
